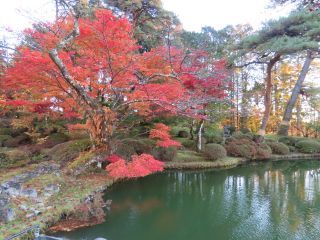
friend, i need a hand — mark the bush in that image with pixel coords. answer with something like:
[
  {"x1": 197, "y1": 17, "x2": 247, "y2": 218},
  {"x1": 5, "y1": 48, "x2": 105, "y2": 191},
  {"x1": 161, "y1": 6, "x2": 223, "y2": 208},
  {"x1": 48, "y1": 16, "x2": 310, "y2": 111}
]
[
  {"x1": 267, "y1": 142, "x2": 290, "y2": 155},
  {"x1": 264, "y1": 138, "x2": 277, "y2": 143},
  {"x1": 115, "y1": 144, "x2": 136, "y2": 160},
  {"x1": 3, "y1": 133, "x2": 31, "y2": 147},
  {"x1": 0, "y1": 128, "x2": 13, "y2": 135},
  {"x1": 0, "y1": 149, "x2": 30, "y2": 168},
  {"x1": 0, "y1": 127, "x2": 27, "y2": 137},
  {"x1": 43, "y1": 132, "x2": 69, "y2": 148},
  {"x1": 225, "y1": 138, "x2": 257, "y2": 159},
  {"x1": 296, "y1": 140, "x2": 320, "y2": 153},
  {"x1": 170, "y1": 126, "x2": 189, "y2": 137},
  {"x1": 115, "y1": 138, "x2": 155, "y2": 160},
  {"x1": 123, "y1": 139, "x2": 154, "y2": 154},
  {"x1": 67, "y1": 131, "x2": 90, "y2": 140},
  {"x1": 240, "y1": 128, "x2": 251, "y2": 134},
  {"x1": 0, "y1": 135, "x2": 12, "y2": 147},
  {"x1": 288, "y1": 146, "x2": 297, "y2": 153},
  {"x1": 45, "y1": 139, "x2": 92, "y2": 163},
  {"x1": 232, "y1": 131, "x2": 251, "y2": 140},
  {"x1": 177, "y1": 130, "x2": 189, "y2": 138},
  {"x1": 278, "y1": 136, "x2": 297, "y2": 146},
  {"x1": 177, "y1": 138, "x2": 196, "y2": 149},
  {"x1": 152, "y1": 146, "x2": 177, "y2": 161},
  {"x1": 203, "y1": 144, "x2": 227, "y2": 161},
  {"x1": 256, "y1": 143, "x2": 272, "y2": 159},
  {"x1": 204, "y1": 132, "x2": 223, "y2": 144}
]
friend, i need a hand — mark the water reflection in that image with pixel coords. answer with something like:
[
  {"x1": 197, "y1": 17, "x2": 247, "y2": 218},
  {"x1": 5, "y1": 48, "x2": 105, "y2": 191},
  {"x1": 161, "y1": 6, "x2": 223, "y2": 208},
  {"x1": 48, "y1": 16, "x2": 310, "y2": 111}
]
[
  {"x1": 165, "y1": 162, "x2": 320, "y2": 239},
  {"x1": 56, "y1": 161, "x2": 320, "y2": 240}
]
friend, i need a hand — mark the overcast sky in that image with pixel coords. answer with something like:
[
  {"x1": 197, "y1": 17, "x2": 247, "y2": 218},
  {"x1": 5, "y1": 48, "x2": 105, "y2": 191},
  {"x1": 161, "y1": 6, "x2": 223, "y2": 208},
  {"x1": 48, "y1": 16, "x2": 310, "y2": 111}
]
[
  {"x1": 0, "y1": 0, "x2": 294, "y2": 43},
  {"x1": 162, "y1": 0, "x2": 294, "y2": 31}
]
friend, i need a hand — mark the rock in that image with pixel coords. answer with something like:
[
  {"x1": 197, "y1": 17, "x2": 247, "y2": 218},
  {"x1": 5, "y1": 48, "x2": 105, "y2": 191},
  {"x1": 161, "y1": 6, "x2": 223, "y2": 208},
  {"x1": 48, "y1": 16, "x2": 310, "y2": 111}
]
[
  {"x1": 26, "y1": 213, "x2": 35, "y2": 218},
  {"x1": 34, "y1": 209, "x2": 42, "y2": 216},
  {"x1": 0, "y1": 192, "x2": 9, "y2": 207},
  {"x1": 44, "y1": 184, "x2": 60, "y2": 197},
  {"x1": 0, "y1": 206, "x2": 16, "y2": 223},
  {"x1": 21, "y1": 188, "x2": 38, "y2": 198},
  {"x1": 20, "y1": 204, "x2": 28, "y2": 211},
  {"x1": 1, "y1": 181, "x2": 21, "y2": 196},
  {"x1": 0, "y1": 192, "x2": 11, "y2": 223},
  {"x1": 6, "y1": 208, "x2": 16, "y2": 221}
]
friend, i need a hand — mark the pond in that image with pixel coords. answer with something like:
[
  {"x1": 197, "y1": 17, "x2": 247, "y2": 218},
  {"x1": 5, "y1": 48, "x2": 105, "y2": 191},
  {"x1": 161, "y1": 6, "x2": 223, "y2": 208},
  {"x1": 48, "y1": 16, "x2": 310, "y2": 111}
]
[{"x1": 55, "y1": 160, "x2": 320, "y2": 240}]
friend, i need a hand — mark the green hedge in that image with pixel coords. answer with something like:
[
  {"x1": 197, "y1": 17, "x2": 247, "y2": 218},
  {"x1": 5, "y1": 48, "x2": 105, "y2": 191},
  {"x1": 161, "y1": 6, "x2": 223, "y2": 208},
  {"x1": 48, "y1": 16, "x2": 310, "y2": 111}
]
[
  {"x1": 296, "y1": 140, "x2": 320, "y2": 153},
  {"x1": 266, "y1": 142, "x2": 290, "y2": 155}
]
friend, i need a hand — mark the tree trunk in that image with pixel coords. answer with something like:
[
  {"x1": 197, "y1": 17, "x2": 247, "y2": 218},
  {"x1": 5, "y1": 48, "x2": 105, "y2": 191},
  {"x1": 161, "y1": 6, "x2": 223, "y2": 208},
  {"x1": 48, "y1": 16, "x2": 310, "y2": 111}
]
[
  {"x1": 277, "y1": 51, "x2": 313, "y2": 136},
  {"x1": 258, "y1": 54, "x2": 281, "y2": 136},
  {"x1": 197, "y1": 120, "x2": 204, "y2": 152}
]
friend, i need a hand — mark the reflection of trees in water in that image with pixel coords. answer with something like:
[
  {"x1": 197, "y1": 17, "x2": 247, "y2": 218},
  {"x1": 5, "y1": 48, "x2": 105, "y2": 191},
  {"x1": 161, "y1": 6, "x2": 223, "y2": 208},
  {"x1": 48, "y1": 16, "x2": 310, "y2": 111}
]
[{"x1": 165, "y1": 162, "x2": 320, "y2": 237}]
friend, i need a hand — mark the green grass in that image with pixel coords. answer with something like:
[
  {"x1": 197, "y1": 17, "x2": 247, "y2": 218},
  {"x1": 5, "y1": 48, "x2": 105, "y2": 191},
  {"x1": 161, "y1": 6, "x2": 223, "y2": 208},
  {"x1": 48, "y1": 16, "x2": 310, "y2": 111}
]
[
  {"x1": 173, "y1": 150, "x2": 206, "y2": 162},
  {"x1": 166, "y1": 156, "x2": 246, "y2": 169}
]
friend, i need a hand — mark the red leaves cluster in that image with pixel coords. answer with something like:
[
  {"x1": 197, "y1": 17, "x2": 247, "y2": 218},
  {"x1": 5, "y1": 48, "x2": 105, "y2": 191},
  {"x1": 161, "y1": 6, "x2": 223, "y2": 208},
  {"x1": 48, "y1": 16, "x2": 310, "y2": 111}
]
[
  {"x1": 149, "y1": 123, "x2": 181, "y2": 148},
  {"x1": 2, "y1": 9, "x2": 227, "y2": 123},
  {"x1": 105, "y1": 154, "x2": 164, "y2": 178}
]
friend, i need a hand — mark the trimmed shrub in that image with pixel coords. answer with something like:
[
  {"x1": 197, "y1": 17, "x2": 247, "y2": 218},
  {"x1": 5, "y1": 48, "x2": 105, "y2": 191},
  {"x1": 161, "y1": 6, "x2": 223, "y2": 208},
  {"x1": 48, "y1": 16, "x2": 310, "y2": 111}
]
[
  {"x1": 0, "y1": 149, "x2": 30, "y2": 168},
  {"x1": 225, "y1": 138, "x2": 257, "y2": 159},
  {"x1": 0, "y1": 127, "x2": 27, "y2": 137},
  {"x1": 67, "y1": 131, "x2": 90, "y2": 140},
  {"x1": 3, "y1": 133, "x2": 31, "y2": 147},
  {"x1": 170, "y1": 126, "x2": 189, "y2": 137},
  {"x1": 0, "y1": 128, "x2": 13, "y2": 136},
  {"x1": 43, "y1": 132, "x2": 70, "y2": 148},
  {"x1": 115, "y1": 138, "x2": 155, "y2": 160},
  {"x1": 0, "y1": 135, "x2": 13, "y2": 147},
  {"x1": 204, "y1": 132, "x2": 223, "y2": 144},
  {"x1": 122, "y1": 139, "x2": 154, "y2": 154},
  {"x1": 267, "y1": 142, "x2": 290, "y2": 155},
  {"x1": 256, "y1": 143, "x2": 272, "y2": 159},
  {"x1": 203, "y1": 143, "x2": 227, "y2": 161},
  {"x1": 296, "y1": 140, "x2": 320, "y2": 153},
  {"x1": 45, "y1": 139, "x2": 92, "y2": 163},
  {"x1": 115, "y1": 144, "x2": 136, "y2": 160},
  {"x1": 264, "y1": 138, "x2": 277, "y2": 143},
  {"x1": 232, "y1": 131, "x2": 252, "y2": 140},
  {"x1": 288, "y1": 146, "x2": 297, "y2": 153},
  {"x1": 240, "y1": 128, "x2": 251, "y2": 134},
  {"x1": 178, "y1": 138, "x2": 196, "y2": 149},
  {"x1": 244, "y1": 132, "x2": 254, "y2": 140},
  {"x1": 177, "y1": 130, "x2": 189, "y2": 138},
  {"x1": 152, "y1": 146, "x2": 177, "y2": 161},
  {"x1": 278, "y1": 136, "x2": 297, "y2": 146}
]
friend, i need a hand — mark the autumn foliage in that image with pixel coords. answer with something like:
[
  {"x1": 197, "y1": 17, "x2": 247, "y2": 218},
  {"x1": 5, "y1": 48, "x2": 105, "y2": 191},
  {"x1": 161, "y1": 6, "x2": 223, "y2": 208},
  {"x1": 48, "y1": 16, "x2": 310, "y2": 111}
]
[
  {"x1": 106, "y1": 154, "x2": 164, "y2": 178},
  {"x1": 0, "y1": 8, "x2": 226, "y2": 177},
  {"x1": 149, "y1": 123, "x2": 181, "y2": 148}
]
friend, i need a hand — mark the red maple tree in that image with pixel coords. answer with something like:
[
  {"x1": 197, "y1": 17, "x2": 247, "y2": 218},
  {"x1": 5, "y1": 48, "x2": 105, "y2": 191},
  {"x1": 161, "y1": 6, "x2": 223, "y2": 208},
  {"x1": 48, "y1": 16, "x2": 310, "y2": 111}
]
[{"x1": 1, "y1": 4, "x2": 226, "y2": 177}]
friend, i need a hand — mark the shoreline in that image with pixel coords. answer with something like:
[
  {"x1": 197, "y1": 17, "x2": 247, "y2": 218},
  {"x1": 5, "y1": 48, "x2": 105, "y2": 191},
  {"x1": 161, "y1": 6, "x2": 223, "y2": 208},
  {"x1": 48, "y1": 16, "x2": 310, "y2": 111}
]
[
  {"x1": 165, "y1": 153, "x2": 320, "y2": 170},
  {"x1": 2, "y1": 153, "x2": 320, "y2": 238},
  {"x1": 48, "y1": 153, "x2": 320, "y2": 235}
]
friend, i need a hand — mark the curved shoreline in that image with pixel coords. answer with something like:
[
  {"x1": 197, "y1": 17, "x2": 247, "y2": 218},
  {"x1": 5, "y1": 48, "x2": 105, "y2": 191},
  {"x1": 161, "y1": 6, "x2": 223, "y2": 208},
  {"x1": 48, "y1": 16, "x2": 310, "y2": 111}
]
[
  {"x1": 164, "y1": 153, "x2": 320, "y2": 170},
  {"x1": 3, "y1": 153, "x2": 320, "y2": 238}
]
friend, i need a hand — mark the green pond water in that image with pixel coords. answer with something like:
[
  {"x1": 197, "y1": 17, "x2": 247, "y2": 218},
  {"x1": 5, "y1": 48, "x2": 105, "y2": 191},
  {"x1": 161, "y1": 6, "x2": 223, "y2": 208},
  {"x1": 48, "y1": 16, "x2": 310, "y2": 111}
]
[{"x1": 55, "y1": 160, "x2": 320, "y2": 240}]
